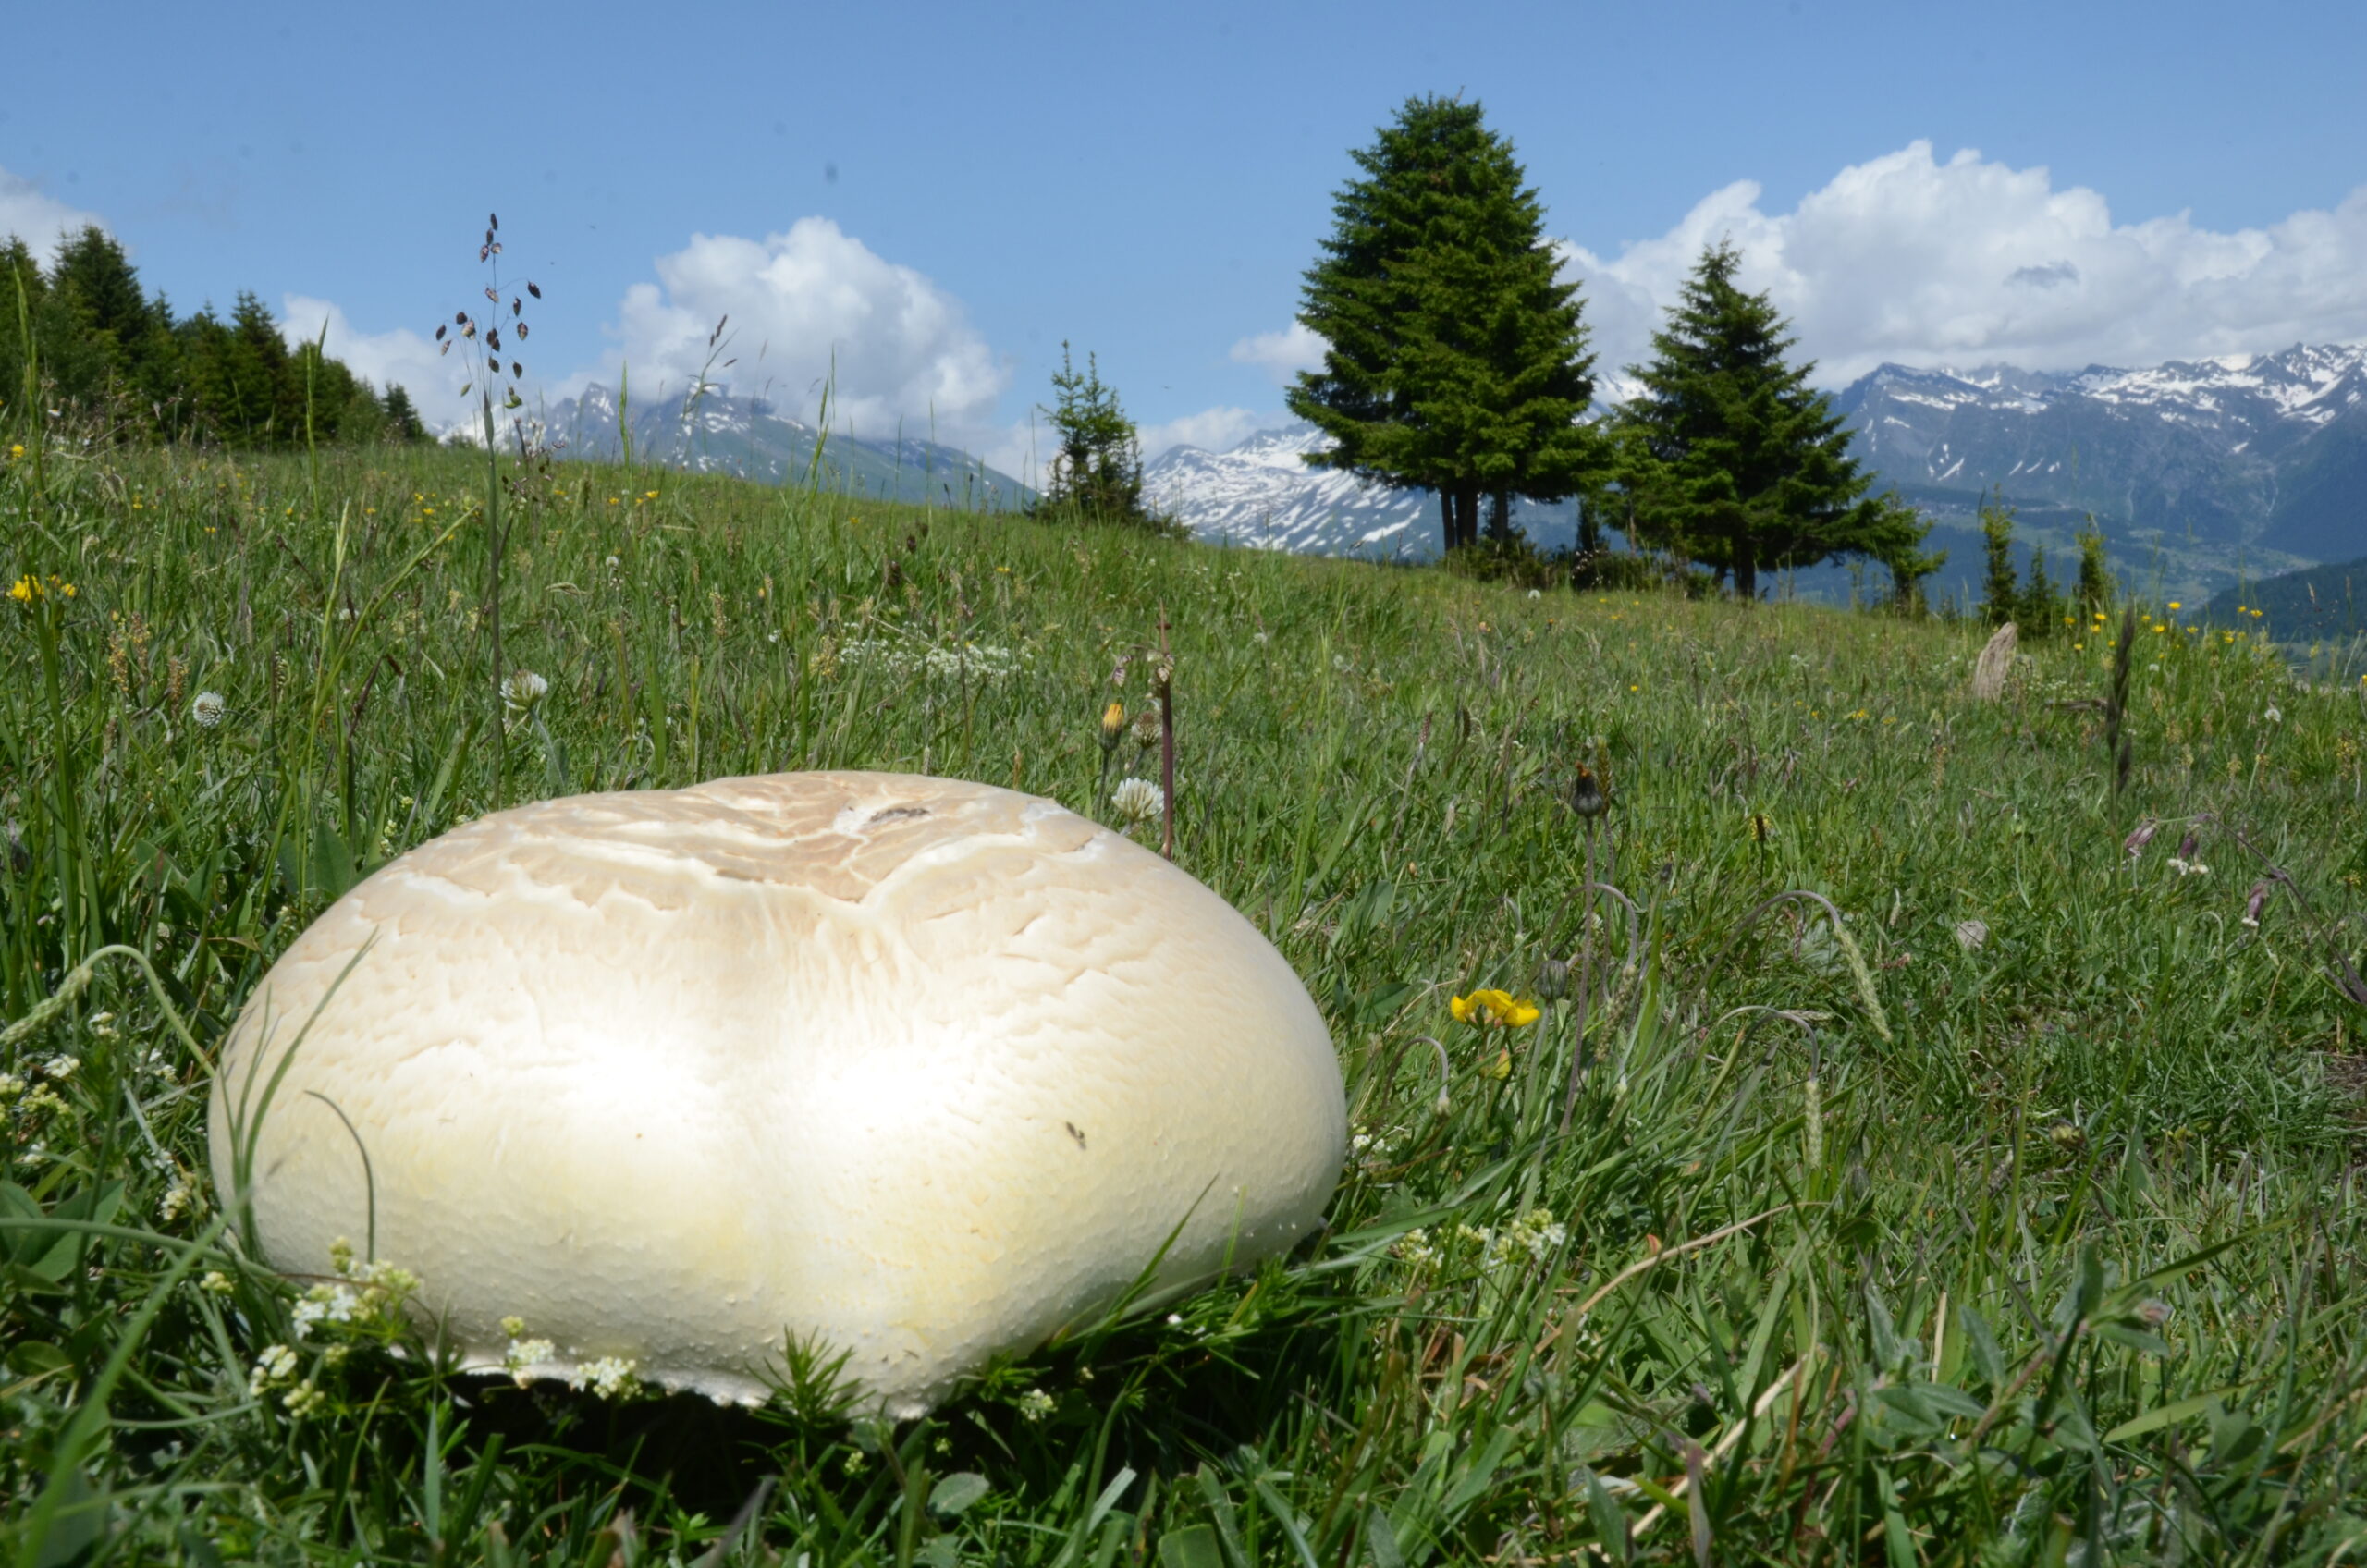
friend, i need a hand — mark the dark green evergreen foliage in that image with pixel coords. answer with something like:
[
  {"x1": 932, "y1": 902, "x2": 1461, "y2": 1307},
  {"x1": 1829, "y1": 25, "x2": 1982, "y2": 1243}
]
[
  {"x1": 1617, "y1": 241, "x2": 1932, "y2": 599},
  {"x1": 1979, "y1": 488, "x2": 2020, "y2": 626},
  {"x1": 1289, "y1": 95, "x2": 1600, "y2": 554},
  {"x1": 380, "y1": 384, "x2": 430, "y2": 444},
  {"x1": 0, "y1": 223, "x2": 413, "y2": 448},
  {"x1": 2075, "y1": 517, "x2": 2114, "y2": 617},
  {"x1": 2021, "y1": 543, "x2": 2067, "y2": 636},
  {"x1": 1032, "y1": 343, "x2": 1170, "y2": 532}
]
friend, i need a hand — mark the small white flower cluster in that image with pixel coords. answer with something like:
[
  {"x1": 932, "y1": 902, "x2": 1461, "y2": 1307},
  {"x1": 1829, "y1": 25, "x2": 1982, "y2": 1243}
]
[
  {"x1": 1015, "y1": 1387, "x2": 1055, "y2": 1422},
  {"x1": 39, "y1": 1054, "x2": 76, "y2": 1080},
  {"x1": 289, "y1": 1238, "x2": 421, "y2": 1341},
  {"x1": 1392, "y1": 1228, "x2": 1441, "y2": 1271},
  {"x1": 250, "y1": 1341, "x2": 329, "y2": 1416},
  {"x1": 2167, "y1": 857, "x2": 2211, "y2": 877},
  {"x1": 0, "y1": 1072, "x2": 24, "y2": 1102},
  {"x1": 497, "y1": 1316, "x2": 558, "y2": 1388},
  {"x1": 839, "y1": 637, "x2": 1028, "y2": 683},
  {"x1": 1494, "y1": 1207, "x2": 1569, "y2": 1268},
  {"x1": 157, "y1": 1174, "x2": 197, "y2": 1224},
  {"x1": 1110, "y1": 777, "x2": 1164, "y2": 825},
  {"x1": 569, "y1": 1356, "x2": 641, "y2": 1400},
  {"x1": 1350, "y1": 1123, "x2": 1409, "y2": 1170}
]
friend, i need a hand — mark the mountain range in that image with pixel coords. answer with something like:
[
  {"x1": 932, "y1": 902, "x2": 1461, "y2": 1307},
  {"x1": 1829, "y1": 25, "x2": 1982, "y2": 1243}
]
[
  {"x1": 527, "y1": 385, "x2": 1036, "y2": 511},
  {"x1": 523, "y1": 343, "x2": 2367, "y2": 604},
  {"x1": 1142, "y1": 341, "x2": 2367, "y2": 601}
]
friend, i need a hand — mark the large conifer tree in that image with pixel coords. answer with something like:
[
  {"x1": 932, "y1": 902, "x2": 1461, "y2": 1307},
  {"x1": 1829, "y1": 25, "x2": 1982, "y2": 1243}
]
[
  {"x1": 1619, "y1": 241, "x2": 1930, "y2": 598},
  {"x1": 1289, "y1": 96, "x2": 1599, "y2": 553}
]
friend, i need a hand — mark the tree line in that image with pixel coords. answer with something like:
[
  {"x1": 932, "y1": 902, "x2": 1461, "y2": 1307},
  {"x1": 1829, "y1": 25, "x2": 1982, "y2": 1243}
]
[
  {"x1": 1287, "y1": 96, "x2": 1940, "y2": 602},
  {"x1": 2, "y1": 226, "x2": 433, "y2": 449}
]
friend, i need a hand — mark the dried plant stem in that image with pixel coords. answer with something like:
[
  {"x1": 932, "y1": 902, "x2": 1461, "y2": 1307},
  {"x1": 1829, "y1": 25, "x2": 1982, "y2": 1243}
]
[{"x1": 1561, "y1": 819, "x2": 1599, "y2": 1134}]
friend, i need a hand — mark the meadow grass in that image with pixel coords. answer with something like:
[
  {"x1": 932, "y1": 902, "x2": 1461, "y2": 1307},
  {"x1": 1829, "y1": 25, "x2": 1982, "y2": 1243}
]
[{"x1": 6, "y1": 434, "x2": 2367, "y2": 1564}]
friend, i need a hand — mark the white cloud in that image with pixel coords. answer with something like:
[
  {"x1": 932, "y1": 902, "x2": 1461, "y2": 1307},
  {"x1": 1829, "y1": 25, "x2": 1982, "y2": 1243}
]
[
  {"x1": 1136, "y1": 405, "x2": 1275, "y2": 459},
  {"x1": 1229, "y1": 322, "x2": 1326, "y2": 382},
  {"x1": 278, "y1": 296, "x2": 471, "y2": 432},
  {"x1": 0, "y1": 165, "x2": 107, "y2": 261},
  {"x1": 585, "y1": 219, "x2": 1006, "y2": 438},
  {"x1": 1555, "y1": 141, "x2": 2367, "y2": 386}
]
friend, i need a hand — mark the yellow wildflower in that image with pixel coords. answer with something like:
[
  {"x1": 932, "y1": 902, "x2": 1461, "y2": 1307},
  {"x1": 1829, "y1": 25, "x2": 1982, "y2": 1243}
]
[{"x1": 1451, "y1": 988, "x2": 1539, "y2": 1028}]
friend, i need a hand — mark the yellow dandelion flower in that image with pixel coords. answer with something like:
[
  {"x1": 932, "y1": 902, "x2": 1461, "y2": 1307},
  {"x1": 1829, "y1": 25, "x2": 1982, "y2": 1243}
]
[{"x1": 1450, "y1": 988, "x2": 1539, "y2": 1028}]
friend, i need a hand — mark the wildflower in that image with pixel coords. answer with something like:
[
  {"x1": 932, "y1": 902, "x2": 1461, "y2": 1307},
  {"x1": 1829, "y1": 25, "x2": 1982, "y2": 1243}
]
[
  {"x1": 1451, "y1": 989, "x2": 1539, "y2": 1028},
  {"x1": 283, "y1": 1382, "x2": 327, "y2": 1419},
  {"x1": 191, "y1": 691, "x2": 227, "y2": 728},
  {"x1": 500, "y1": 1315, "x2": 527, "y2": 1338},
  {"x1": 1130, "y1": 705, "x2": 1161, "y2": 750},
  {"x1": 200, "y1": 1269, "x2": 235, "y2": 1295},
  {"x1": 2167, "y1": 857, "x2": 2211, "y2": 877},
  {"x1": 500, "y1": 669, "x2": 549, "y2": 715},
  {"x1": 1110, "y1": 777, "x2": 1164, "y2": 825},
  {"x1": 0, "y1": 1073, "x2": 25, "y2": 1101},
  {"x1": 503, "y1": 1337, "x2": 557, "y2": 1386},
  {"x1": 158, "y1": 1176, "x2": 197, "y2": 1223},
  {"x1": 2123, "y1": 819, "x2": 2161, "y2": 858},
  {"x1": 2241, "y1": 881, "x2": 2271, "y2": 928},
  {"x1": 1527, "y1": 588, "x2": 1541, "y2": 599},
  {"x1": 1392, "y1": 1228, "x2": 1441, "y2": 1270},
  {"x1": 1015, "y1": 1387, "x2": 1055, "y2": 1422},
  {"x1": 1569, "y1": 762, "x2": 1607, "y2": 819},
  {"x1": 2263, "y1": 704, "x2": 2282, "y2": 724},
  {"x1": 250, "y1": 1343, "x2": 299, "y2": 1395},
  {"x1": 1484, "y1": 1047, "x2": 1513, "y2": 1080},
  {"x1": 291, "y1": 1284, "x2": 362, "y2": 1338},
  {"x1": 569, "y1": 1356, "x2": 640, "y2": 1399}
]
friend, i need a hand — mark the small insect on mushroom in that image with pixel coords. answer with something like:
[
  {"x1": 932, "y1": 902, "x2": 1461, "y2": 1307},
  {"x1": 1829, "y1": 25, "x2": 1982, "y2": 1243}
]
[{"x1": 209, "y1": 772, "x2": 1346, "y2": 1417}]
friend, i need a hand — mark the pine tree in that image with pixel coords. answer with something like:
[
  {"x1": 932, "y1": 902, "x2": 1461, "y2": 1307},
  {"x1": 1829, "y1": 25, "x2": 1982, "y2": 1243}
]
[
  {"x1": 1034, "y1": 343, "x2": 1165, "y2": 531},
  {"x1": 2021, "y1": 545, "x2": 2068, "y2": 637},
  {"x1": 1979, "y1": 488, "x2": 2020, "y2": 626},
  {"x1": 381, "y1": 384, "x2": 430, "y2": 444},
  {"x1": 1619, "y1": 241, "x2": 1932, "y2": 599},
  {"x1": 2075, "y1": 517, "x2": 2114, "y2": 617},
  {"x1": 1289, "y1": 95, "x2": 1599, "y2": 554}
]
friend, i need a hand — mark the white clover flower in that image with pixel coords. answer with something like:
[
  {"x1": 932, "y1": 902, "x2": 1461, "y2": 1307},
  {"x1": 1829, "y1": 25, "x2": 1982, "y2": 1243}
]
[
  {"x1": 501, "y1": 669, "x2": 549, "y2": 714},
  {"x1": 1110, "y1": 777, "x2": 1164, "y2": 825},
  {"x1": 191, "y1": 691, "x2": 226, "y2": 728},
  {"x1": 2263, "y1": 704, "x2": 2282, "y2": 724},
  {"x1": 1016, "y1": 1388, "x2": 1055, "y2": 1422}
]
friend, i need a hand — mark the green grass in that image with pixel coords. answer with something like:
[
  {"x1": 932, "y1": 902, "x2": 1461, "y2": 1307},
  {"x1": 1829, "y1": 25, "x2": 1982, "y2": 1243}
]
[{"x1": 6, "y1": 434, "x2": 2367, "y2": 1564}]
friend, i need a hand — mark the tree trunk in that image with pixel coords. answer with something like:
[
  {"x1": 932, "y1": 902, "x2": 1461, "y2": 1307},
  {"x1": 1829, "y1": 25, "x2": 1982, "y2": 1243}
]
[
  {"x1": 1439, "y1": 491, "x2": 1456, "y2": 556},
  {"x1": 1486, "y1": 491, "x2": 1512, "y2": 543},
  {"x1": 1733, "y1": 533, "x2": 1759, "y2": 601},
  {"x1": 1457, "y1": 486, "x2": 1480, "y2": 550}
]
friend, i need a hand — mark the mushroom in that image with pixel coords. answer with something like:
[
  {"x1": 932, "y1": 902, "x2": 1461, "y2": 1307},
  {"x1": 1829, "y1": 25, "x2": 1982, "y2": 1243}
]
[{"x1": 208, "y1": 771, "x2": 1345, "y2": 1416}]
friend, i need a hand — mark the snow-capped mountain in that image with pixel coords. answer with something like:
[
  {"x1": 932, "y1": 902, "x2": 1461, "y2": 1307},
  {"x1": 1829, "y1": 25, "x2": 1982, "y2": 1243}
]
[
  {"x1": 530, "y1": 385, "x2": 1035, "y2": 510},
  {"x1": 1147, "y1": 343, "x2": 2367, "y2": 585},
  {"x1": 1834, "y1": 342, "x2": 2367, "y2": 566},
  {"x1": 1143, "y1": 424, "x2": 1579, "y2": 559}
]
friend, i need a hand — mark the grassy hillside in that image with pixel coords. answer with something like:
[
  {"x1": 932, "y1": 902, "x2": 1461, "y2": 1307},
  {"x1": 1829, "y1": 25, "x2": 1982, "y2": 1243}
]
[{"x1": 6, "y1": 437, "x2": 2367, "y2": 1562}]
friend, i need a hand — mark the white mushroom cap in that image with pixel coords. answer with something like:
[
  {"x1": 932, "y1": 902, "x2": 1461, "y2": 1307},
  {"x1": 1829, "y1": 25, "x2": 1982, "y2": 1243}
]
[{"x1": 208, "y1": 772, "x2": 1344, "y2": 1415}]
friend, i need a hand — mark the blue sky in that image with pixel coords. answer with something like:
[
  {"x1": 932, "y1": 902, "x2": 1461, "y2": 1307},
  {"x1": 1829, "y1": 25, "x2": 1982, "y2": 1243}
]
[{"x1": 6, "y1": 0, "x2": 2365, "y2": 476}]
